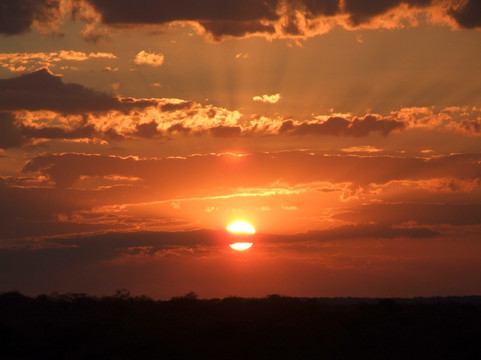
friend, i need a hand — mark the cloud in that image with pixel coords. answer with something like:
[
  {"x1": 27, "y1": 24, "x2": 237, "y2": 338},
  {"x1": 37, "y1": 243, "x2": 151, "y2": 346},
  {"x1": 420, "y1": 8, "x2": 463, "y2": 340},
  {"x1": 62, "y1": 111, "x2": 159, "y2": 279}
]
[
  {"x1": 135, "y1": 121, "x2": 161, "y2": 138},
  {"x1": 81, "y1": 0, "x2": 279, "y2": 25},
  {"x1": 342, "y1": 0, "x2": 432, "y2": 26},
  {"x1": 0, "y1": 0, "x2": 62, "y2": 35},
  {"x1": 75, "y1": 0, "x2": 481, "y2": 41},
  {"x1": 209, "y1": 125, "x2": 242, "y2": 137},
  {"x1": 0, "y1": 68, "x2": 155, "y2": 114},
  {"x1": 280, "y1": 115, "x2": 405, "y2": 137},
  {"x1": 3, "y1": 150, "x2": 480, "y2": 240},
  {"x1": 0, "y1": 51, "x2": 117, "y2": 73},
  {"x1": 0, "y1": 223, "x2": 437, "y2": 259},
  {"x1": 335, "y1": 203, "x2": 481, "y2": 227},
  {"x1": 2, "y1": 72, "x2": 481, "y2": 151},
  {"x1": 22, "y1": 151, "x2": 481, "y2": 190},
  {"x1": 0, "y1": 112, "x2": 100, "y2": 149},
  {"x1": 448, "y1": 0, "x2": 481, "y2": 29},
  {"x1": 267, "y1": 223, "x2": 439, "y2": 243},
  {"x1": 341, "y1": 146, "x2": 384, "y2": 153},
  {"x1": 2, "y1": 0, "x2": 480, "y2": 41},
  {"x1": 0, "y1": 112, "x2": 25, "y2": 149},
  {"x1": 200, "y1": 20, "x2": 276, "y2": 40},
  {"x1": 253, "y1": 94, "x2": 281, "y2": 104},
  {"x1": 133, "y1": 51, "x2": 165, "y2": 67},
  {"x1": 235, "y1": 53, "x2": 249, "y2": 59}
]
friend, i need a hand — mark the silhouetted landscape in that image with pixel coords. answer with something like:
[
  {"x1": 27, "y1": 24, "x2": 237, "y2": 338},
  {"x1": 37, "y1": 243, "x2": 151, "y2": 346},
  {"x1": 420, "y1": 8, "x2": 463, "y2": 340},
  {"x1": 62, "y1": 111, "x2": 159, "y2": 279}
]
[{"x1": 1, "y1": 291, "x2": 480, "y2": 359}]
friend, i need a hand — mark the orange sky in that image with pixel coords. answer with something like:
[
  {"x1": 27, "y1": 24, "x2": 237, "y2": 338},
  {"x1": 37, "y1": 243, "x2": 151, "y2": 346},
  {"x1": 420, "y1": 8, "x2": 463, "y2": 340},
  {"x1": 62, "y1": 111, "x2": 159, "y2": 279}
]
[{"x1": 1, "y1": 0, "x2": 481, "y2": 298}]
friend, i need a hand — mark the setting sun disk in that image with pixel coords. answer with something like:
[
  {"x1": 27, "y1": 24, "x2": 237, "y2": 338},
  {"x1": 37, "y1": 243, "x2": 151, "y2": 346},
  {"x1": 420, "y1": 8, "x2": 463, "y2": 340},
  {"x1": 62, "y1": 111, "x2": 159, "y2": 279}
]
[{"x1": 229, "y1": 243, "x2": 253, "y2": 251}]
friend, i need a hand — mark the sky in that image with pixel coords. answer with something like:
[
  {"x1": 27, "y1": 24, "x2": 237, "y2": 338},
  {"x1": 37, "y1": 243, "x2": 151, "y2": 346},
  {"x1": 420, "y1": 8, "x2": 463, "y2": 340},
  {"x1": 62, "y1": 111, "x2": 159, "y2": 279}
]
[{"x1": 1, "y1": 0, "x2": 481, "y2": 299}]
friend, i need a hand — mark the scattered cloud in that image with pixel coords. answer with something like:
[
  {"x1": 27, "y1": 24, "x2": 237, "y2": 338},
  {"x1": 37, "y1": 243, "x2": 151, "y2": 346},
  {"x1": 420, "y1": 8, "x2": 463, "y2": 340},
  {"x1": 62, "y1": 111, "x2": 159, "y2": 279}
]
[
  {"x1": 341, "y1": 146, "x2": 384, "y2": 153},
  {"x1": 102, "y1": 66, "x2": 119, "y2": 72},
  {"x1": 280, "y1": 115, "x2": 405, "y2": 137},
  {"x1": 133, "y1": 51, "x2": 165, "y2": 67},
  {"x1": 235, "y1": 53, "x2": 249, "y2": 59},
  {"x1": 0, "y1": 51, "x2": 117, "y2": 73},
  {"x1": 253, "y1": 93, "x2": 281, "y2": 104},
  {"x1": 2, "y1": 71, "x2": 481, "y2": 152}
]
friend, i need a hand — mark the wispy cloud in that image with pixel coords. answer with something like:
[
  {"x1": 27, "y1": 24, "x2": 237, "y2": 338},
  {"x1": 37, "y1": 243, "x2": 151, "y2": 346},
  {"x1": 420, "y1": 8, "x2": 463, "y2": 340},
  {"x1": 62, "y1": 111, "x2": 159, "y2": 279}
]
[
  {"x1": 0, "y1": 51, "x2": 117, "y2": 73},
  {"x1": 253, "y1": 93, "x2": 281, "y2": 104}
]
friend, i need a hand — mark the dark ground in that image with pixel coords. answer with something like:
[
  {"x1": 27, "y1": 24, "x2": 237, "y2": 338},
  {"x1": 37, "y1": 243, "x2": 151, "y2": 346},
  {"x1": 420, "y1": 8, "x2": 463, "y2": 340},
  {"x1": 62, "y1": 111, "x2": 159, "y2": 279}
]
[{"x1": 1, "y1": 291, "x2": 480, "y2": 359}]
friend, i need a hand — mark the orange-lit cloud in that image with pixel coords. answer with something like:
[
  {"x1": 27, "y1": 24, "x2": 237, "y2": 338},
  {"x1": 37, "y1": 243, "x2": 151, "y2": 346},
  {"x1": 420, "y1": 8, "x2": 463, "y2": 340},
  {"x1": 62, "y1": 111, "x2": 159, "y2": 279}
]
[
  {"x1": 133, "y1": 51, "x2": 165, "y2": 67},
  {"x1": 66, "y1": 0, "x2": 481, "y2": 42},
  {"x1": 0, "y1": 51, "x2": 117, "y2": 73},
  {"x1": 253, "y1": 93, "x2": 281, "y2": 104},
  {"x1": 341, "y1": 145, "x2": 384, "y2": 153},
  {"x1": 3, "y1": 70, "x2": 481, "y2": 152},
  {"x1": 1, "y1": 0, "x2": 480, "y2": 43}
]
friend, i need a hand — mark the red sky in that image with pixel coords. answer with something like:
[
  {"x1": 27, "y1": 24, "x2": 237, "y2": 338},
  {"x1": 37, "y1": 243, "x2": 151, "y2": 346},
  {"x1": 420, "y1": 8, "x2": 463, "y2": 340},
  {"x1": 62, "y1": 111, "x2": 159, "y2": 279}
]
[{"x1": 1, "y1": 0, "x2": 481, "y2": 298}]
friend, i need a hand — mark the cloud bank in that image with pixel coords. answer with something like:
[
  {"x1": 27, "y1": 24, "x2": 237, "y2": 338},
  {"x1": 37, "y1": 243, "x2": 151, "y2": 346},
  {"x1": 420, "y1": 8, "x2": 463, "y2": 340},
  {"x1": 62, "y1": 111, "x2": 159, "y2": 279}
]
[
  {"x1": 73, "y1": 0, "x2": 481, "y2": 41},
  {"x1": 2, "y1": 1, "x2": 481, "y2": 41}
]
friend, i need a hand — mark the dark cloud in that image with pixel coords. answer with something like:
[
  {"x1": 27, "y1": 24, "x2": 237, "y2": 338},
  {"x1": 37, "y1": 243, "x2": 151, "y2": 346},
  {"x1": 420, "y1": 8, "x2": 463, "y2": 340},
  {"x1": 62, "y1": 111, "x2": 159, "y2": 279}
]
[
  {"x1": 209, "y1": 125, "x2": 242, "y2": 137},
  {"x1": 0, "y1": 112, "x2": 98, "y2": 149},
  {"x1": 0, "y1": 113, "x2": 24, "y2": 149},
  {"x1": 292, "y1": 0, "x2": 340, "y2": 17},
  {"x1": 0, "y1": 225, "x2": 439, "y2": 294},
  {"x1": 335, "y1": 203, "x2": 481, "y2": 227},
  {"x1": 53, "y1": 229, "x2": 226, "y2": 251},
  {"x1": 200, "y1": 20, "x2": 276, "y2": 39},
  {"x1": 81, "y1": 0, "x2": 280, "y2": 40},
  {"x1": 0, "y1": 110, "x2": 107, "y2": 149},
  {"x1": 22, "y1": 151, "x2": 481, "y2": 189},
  {"x1": 344, "y1": 0, "x2": 432, "y2": 26},
  {"x1": 167, "y1": 123, "x2": 191, "y2": 135},
  {"x1": 82, "y1": 0, "x2": 481, "y2": 40},
  {"x1": 0, "y1": 69, "x2": 156, "y2": 114},
  {"x1": 135, "y1": 121, "x2": 160, "y2": 138},
  {"x1": 2, "y1": 0, "x2": 477, "y2": 41},
  {"x1": 449, "y1": 0, "x2": 481, "y2": 29},
  {"x1": 0, "y1": 178, "x2": 113, "y2": 239},
  {"x1": 83, "y1": 0, "x2": 280, "y2": 24},
  {"x1": 81, "y1": 0, "x2": 343, "y2": 39},
  {"x1": 265, "y1": 223, "x2": 439, "y2": 243},
  {"x1": 0, "y1": 223, "x2": 437, "y2": 263},
  {"x1": 280, "y1": 115, "x2": 405, "y2": 137},
  {"x1": 24, "y1": 124, "x2": 96, "y2": 140},
  {"x1": 160, "y1": 101, "x2": 194, "y2": 112},
  {"x1": 0, "y1": 0, "x2": 61, "y2": 35}
]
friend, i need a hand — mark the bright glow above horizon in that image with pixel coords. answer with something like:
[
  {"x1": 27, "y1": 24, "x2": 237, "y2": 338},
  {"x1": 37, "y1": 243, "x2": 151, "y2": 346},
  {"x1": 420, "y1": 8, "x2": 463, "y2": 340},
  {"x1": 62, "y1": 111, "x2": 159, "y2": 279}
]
[
  {"x1": 227, "y1": 221, "x2": 256, "y2": 234},
  {"x1": 229, "y1": 243, "x2": 253, "y2": 251}
]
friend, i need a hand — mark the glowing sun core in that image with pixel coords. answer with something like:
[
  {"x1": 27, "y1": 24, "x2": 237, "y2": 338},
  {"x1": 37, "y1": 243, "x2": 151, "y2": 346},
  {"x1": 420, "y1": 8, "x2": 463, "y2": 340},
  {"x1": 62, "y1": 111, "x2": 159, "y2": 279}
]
[{"x1": 227, "y1": 221, "x2": 256, "y2": 234}]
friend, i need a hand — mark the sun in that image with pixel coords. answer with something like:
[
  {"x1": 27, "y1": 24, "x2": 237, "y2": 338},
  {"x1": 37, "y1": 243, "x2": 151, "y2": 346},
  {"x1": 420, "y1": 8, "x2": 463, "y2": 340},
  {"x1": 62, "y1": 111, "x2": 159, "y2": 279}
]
[
  {"x1": 229, "y1": 243, "x2": 253, "y2": 251},
  {"x1": 227, "y1": 221, "x2": 256, "y2": 234},
  {"x1": 226, "y1": 221, "x2": 255, "y2": 251}
]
